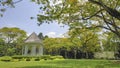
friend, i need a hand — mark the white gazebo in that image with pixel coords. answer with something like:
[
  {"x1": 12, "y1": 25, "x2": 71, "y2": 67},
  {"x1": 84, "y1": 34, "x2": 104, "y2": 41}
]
[{"x1": 22, "y1": 32, "x2": 43, "y2": 56}]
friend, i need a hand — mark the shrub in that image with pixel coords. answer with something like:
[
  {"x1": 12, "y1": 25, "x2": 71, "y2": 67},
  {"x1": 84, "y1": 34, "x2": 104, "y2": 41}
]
[
  {"x1": 11, "y1": 55, "x2": 64, "y2": 61},
  {"x1": 34, "y1": 58, "x2": 40, "y2": 61},
  {"x1": 26, "y1": 58, "x2": 31, "y2": 61},
  {"x1": 1, "y1": 56, "x2": 12, "y2": 62},
  {"x1": 40, "y1": 55, "x2": 64, "y2": 60},
  {"x1": 41, "y1": 55, "x2": 51, "y2": 60},
  {"x1": 12, "y1": 55, "x2": 23, "y2": 59},
  {"x1": 12, "y1": 55, "x2": 23, "y2": 61},
  {"x1": 12, "y1": 55, "x2": 35, "y2": 61}
]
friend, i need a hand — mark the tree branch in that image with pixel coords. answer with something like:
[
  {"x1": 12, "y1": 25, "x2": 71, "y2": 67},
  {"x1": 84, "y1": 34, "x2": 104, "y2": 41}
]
[
  {"x1": 82, "y1": 9, "x2": 104, "y2": 20},
  {"x1": 12, "y1": 0, "x2": 22, "y2": 4},
  {"x1": 88, "y1": 0, "x2": 120, "y2": 20}
]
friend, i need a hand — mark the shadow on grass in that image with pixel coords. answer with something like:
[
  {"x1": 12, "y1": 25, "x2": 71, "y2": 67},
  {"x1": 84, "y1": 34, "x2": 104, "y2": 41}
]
[{"x1": 16, "y1": 65, "x2": 72, "y2": 68}]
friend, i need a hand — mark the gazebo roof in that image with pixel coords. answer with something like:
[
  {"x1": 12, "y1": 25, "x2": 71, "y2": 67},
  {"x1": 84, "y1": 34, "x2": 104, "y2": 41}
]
[{"x1": 24, "y1": 32, "x2": 41, "y2": 43}]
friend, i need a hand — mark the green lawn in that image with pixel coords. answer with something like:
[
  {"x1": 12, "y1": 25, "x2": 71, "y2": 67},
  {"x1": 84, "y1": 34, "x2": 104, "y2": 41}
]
[{"x1": 0, "y1": 59, "x2": 120, "y2": 68}]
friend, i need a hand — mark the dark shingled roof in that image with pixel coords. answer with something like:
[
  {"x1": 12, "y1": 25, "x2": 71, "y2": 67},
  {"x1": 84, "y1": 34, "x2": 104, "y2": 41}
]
[{"x1": 24, "y1": 32, "x2": 41, "y2": 43}]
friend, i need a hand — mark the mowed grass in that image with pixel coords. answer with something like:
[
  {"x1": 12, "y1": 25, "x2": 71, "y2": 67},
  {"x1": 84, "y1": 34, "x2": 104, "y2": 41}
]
[{"x1": 0, "y1": 59, "x2": 120, "y2": 68}]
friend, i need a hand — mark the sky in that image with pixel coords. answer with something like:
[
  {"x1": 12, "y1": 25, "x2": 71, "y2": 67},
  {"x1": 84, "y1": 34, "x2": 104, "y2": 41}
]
[{"x1": 0, "y1": 0, "x2": 69, "y2": 37}]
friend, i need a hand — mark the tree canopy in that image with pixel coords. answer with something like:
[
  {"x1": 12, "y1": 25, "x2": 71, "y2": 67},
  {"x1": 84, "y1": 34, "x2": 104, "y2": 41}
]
[
  {"x1": 0, "y1": 27, "x2": 26, "y2": 43},
  {"x1": 32, "y1": 0, "x2": 120, "y2": 38},
  {"x1": 0, "y1": 27, "x2": 27, "y2": 56},
  {"x1": 0, "y1": 0, "x2": 22, "y2": 17}
]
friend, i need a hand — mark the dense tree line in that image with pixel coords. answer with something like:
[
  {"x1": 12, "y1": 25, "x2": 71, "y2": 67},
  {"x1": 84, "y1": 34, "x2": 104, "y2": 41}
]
[
  {"x1": 43, "y1": 35, "x2": 119, "y2": 59},
  {"x1": 0, "y1": 27, "x2": 120, "y2": 59},
  {"x1": 0, "y1": 27, "x2": 27, "y2": 56}
]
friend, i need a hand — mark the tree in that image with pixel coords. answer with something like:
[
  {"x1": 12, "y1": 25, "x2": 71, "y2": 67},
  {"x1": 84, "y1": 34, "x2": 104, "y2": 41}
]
[
  {"x1": 0, "y1": 0, "x2": 22, "y2": 17},
  {"x1": 68, "y1": 23, "x2": 100, "y2": 59},
  {"x1": 43, "y1": 38, "x2": 61, "y2": 55},
  {"x1": 0, "y1": 27, "x2": 26, "y2": 43},
  {"x1": 69, "y1": 37, "x2": 81, "y2": 59},
  {"x1": 32, "y1": 0, "x2": 120, "y2": 38},
  {"x1": 102, "y1": 32, "x2": 119, "y2": 51},
  {"x1": 0, "y1": 38, "x2": 5, "y2": 56},
  {"x1": 0, "y1": 27, "x2": 27, "y2": 56},
  {"x1": 38, "y1": 32, "x2": 44, "y2": 40},
  {"x1": 43, "y1": 38, "x2": 74, "y2": 58}
]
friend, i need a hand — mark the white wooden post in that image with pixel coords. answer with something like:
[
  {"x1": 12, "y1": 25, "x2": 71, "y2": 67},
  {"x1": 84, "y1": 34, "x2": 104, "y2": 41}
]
[
  {"x1": 24, "y1": 45, "x2": 28, "y2": 56},
  {"x1": 39, "y1": 45, "x2": 43, "y2": 56},
  {"x1": 31, "y1": 45, "x2": 36, "y2": 56}
]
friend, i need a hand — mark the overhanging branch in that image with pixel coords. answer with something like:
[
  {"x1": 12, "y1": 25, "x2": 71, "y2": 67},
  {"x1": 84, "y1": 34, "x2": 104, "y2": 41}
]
[
  {"x1": 82, "y1": 9, "x2": 104, "y2": 20},
  {"x1": 88, "y1": 0, "x2": 120, "y2": 20}
]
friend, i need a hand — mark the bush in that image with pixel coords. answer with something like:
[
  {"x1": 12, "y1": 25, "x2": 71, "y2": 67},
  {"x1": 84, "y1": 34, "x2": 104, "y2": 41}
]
[
  {"x1": 34, "y1": 58, "x2": 40, "y2": 61},
  {"x1": 41, "y1": 55, "x2": 51, "y2": 60},
  {"x1": 1, "y1": 56, "x2": 12, "y2": 62},
  {"x1": 12, "y1": 55, "x2": 23, "y2": 61},
  {"x1": 12, "y1": 55, "x2": 35, "y2": 61},
  {"x1": 39, "y1": 55, "x2": 64, "y2": 60},
  {"x1": 11, "y1": 55, "x2": 64, "y2": 61},
  {"x1": 26, "y1": 58, "x2": 31, "y2": 61}
]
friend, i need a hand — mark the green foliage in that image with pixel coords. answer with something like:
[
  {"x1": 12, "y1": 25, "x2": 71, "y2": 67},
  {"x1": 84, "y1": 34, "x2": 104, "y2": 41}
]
[
  {"x1": 0, "y1": 27, "x2": 26, "y2": 43},
  {"x1": 33, "y1": 0, "x2": 120, "y2": 38},
  {"x1": 43, "y1": 37, "x2": 99, "y2": 59},
  {"x1": 31, "y1": 0, "x2": 120, "y2": 59},
  {"x1": 43, "y1": 38, "x2": 74, "y2": 56},
  {"x1": 0, "y1": 27, "x2": 27, "y2": 56},
  {"x1": 51, "y1": 55, "x2": 64, "y2": 59},
  {"x1": 38, "y1": 32, "x2": 44, "y2": 40},
  {"x1": 34, "y1": 58, "x2": 40, "y2": 61},
  {"x1": 11, "y1": 55, "x2": 64, "y2": 61},
  {"x1": 0, "y1": 0, "x2": 22, "y2": 17},
  {"x1": 26, "y1": 58, "x2": 31, "y2": 61},
  {"x1": 69, "y1": 23, "x2": 100, "y2": 49},
  {"x1": 102, "y1": 32, "x2": 120, "y2": 51},
  {"x1": 12, "y1": 55, "x2": 24, "y2": 59},
  {"x1": 0, "y1": 56, "x2": 12, "y2": 62},
  {"x1": 0, "y1": 38, "x2": 5, "y2": 56},
  {"x1": 41, "y1": 55, "x2": 51, "y2": 60},
  {"x1": 38, "y1": 32, "x2": 49, "y2": 40}
]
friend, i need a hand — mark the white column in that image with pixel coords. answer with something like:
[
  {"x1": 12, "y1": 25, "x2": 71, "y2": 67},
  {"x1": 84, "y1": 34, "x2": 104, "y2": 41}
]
[
  {"x1": 24, "y1": 45, "x2": 28, "y2": 56},
  {"x1": 39, "y1": 45, "x2": 43, "y2": 56},
  {"x1": 31, "y1": 45, "x2": 36, "y2": 56}
]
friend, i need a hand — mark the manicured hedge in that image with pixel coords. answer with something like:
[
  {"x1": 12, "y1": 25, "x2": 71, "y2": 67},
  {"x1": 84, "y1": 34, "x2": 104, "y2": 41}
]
[
  {"x1": 0, "y1": 55, "x2": 64, "y2": 62},
  {"x1": 12, "y1": 55, "x2": 64, "y2": 61},
  {"x1": 10, "y1": 55, "x2": 64, "y2": 61},
  {"x1": 0, "y1": 56, "x2": 12, "y2": 62},
  {"x1": 34, "y1": 58, "x2": 40, "y2": 61}
]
